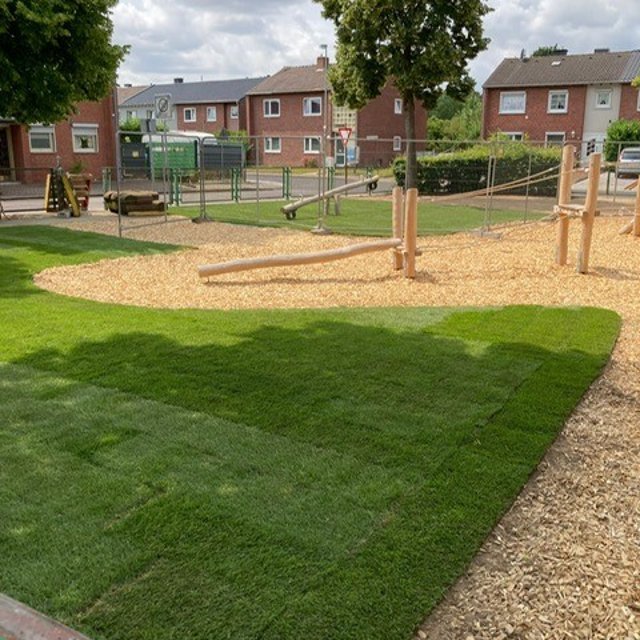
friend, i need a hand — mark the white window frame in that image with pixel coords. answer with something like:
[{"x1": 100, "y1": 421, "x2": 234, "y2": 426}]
[
  {"x1": 394, "y1": 98, "x2": 403, "y2": 115},
  {"x1": 303, "y1": 97, "x2": 322, "y2": 117},
  {"x1": 595, "y1": 89, "x2": 612, "y2": 109},
  {"x1": 392, "y1": 136, "x2": 402, "y2": 151},
  {"x1": 183, "y1": 107, "x2": 197, "y2": 122},
  {"x1": 503, "y1": 132, "x2": 524, "y2": 141},
  {"x1": 230, "y1": 105, "x2": 239, "y2": 119},
  {"x1": 28, "y1": 125, "x2": 56, "y2": 153},
  {"x1": 548, "y1": 90, "x2": 568, "y2": 114},
  {"x1": 72, "y1": 124, "x2": 99, "y2": 153},
  {"x1": 264, "y1": 137, "x2": 281, "y2": 153},
  {"x1": 206, "y1": 106, "x2": 217, "y2": 122},
  {"x1": 263, "y1": 99, "x2": 280, "y2": 118},
  {"x1": 499, "y1": 91, "x2": 526, "y2": 115},
  {"x1": 545, "y1": 132, "x2": 565, "y2": 147},
  {"x1": 303, "y1": 136, "x2": 321, "y2": 154}
]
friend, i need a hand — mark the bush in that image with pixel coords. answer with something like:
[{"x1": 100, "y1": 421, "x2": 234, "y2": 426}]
[
  {"x1": 394, "y1": 141, "x2": 562, "y2": 196},
  {"x1": 604, "y1": 120, "x2": 640, "y2": 162}
]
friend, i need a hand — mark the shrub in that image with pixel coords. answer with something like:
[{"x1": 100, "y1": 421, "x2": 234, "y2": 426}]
[
  {"x1": 394, "y1": 141, "x2": 562, "y2": 196},
  {"x1": 604, "y1": 119, "x2": 640, "y2": 162}
]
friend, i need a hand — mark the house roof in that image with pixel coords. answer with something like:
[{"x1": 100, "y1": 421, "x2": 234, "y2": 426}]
[
  {"x1": 117, "y1": 85, "x2": 150, "y2": 104},
  {"x1": 121, "y1": 77, "x2": 267, "y2": 107},
  {"x1": 247, "y1": 64, "x2": 329, "y2": 96},
  {"x1": 484, "y1": 50, "x2": 640, "y2": 89}
]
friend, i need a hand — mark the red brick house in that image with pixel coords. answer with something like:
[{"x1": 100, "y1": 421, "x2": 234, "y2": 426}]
[
  {"x1": 1, "y1": 95, "x2": 116, "y2": 184},
  {"x1": 483, "y1": 49, "x2": 640, "y2": 158},
  {"x1": 119, "y1": 77, "x2": 266, "y2": 135},
  {"x1": 246, "y1": 57, "x2": 427, "y2": 167}
]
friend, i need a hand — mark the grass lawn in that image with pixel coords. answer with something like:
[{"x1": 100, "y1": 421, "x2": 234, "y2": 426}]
[
  {"x1": 0, "y1": 226, "x2": 619, "y2": 640},
  {"x1": 173, "y1": 197, "x2": 537, "y2": 236}
]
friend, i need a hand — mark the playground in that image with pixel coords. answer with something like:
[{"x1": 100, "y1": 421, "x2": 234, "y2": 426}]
[{"x1": 2, "y1": 155, "x2": 640, "y2": 639}]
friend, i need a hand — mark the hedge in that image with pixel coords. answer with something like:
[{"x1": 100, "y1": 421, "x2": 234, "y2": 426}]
[{"x1": 393, "y1": 142, "x2": 562, "y2": 196}]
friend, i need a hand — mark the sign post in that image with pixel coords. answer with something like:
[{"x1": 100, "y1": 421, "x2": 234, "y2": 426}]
[{"x1": 338, "y1": 127, "x2": 352, "y2": 183}]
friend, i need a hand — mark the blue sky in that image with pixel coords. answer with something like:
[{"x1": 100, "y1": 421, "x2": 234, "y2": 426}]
[{"x1": 112, "y1": 0, "x2": 640, "y2": 89}]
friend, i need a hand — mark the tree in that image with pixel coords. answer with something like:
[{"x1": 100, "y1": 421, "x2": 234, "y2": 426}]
[
  {"x1": 532, "y1": 44, "x2": 566, "y2": 57},
  {"x1": 314, "y1": 0, "x2": 491, "y2": 188},
  {"x1": 0, "y1": 0, "x2": 127, "y2": 124}
]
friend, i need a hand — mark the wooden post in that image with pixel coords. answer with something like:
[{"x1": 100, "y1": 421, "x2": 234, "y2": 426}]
[
  {"x1": 634, "y1": 178, "x2": 640, "y2": 237},
  {"x1": 577, "y1": 152, "x2": 601, "y2": 274},
  {"x1": 556, "y1": 144, "x2": 575, "y2": 266},
  {"x1": 403, "y1": 188, "x2": 418, "y2": 279},
  {"x1": 392, "y1": 186, "x2": 404, "y2": 270}
]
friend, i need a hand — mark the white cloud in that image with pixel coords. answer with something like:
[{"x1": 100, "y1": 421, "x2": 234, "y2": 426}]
[{"x1": 112, "y1": 0, "x2": 640, "y2": 88}]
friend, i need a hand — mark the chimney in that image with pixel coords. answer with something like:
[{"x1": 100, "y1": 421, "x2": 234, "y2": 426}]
[
  {"x1": 594, "y1": 48, "x2": 610, "y2": 54},
  {"x1": 555, "y1": 49, "x2": 569, "y2": 56},
  {"x1": 124, "y1": 83, "x2": 132, "y2": 87},
  {"x1": 316, "y1": 55, "x2": 328, "y2": 70},
  {"x1": 174, "y1": 77, "x2": 184, "y2": 84}
]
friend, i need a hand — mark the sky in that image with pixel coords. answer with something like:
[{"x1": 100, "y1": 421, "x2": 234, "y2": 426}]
[{"x1": 112, "y1": 0, "x2": 640, "y2": 89}]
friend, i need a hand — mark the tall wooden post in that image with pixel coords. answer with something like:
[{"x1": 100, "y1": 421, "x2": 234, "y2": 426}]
[
  {"x1": 634, "y1": 178, "x2": 640, "y2": 238},
  {"x1": 392, "y1": 186, "x2": 404, "y2": 270},
  {"x1": 556, "y1": 144, "x2": 575, "y2": 265},
  {"x1": 403, "y1": 188, "x2": 418, "y2": 279},
  {"x1": 577, "y1": 152, "x2": 601, "y2": 274}
]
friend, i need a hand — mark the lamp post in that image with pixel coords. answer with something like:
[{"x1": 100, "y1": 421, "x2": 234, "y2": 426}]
[{"x1": 313, "y1": 44, "x2": 332, "y2": 234}]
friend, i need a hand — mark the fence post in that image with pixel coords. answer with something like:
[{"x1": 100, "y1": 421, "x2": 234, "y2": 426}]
[
  {"x1": 327, "y1": 166, "x2": 335, "y2": 191},
  {"x1": 282, "y1": 167, "x2": 291, "y2": 199},
  {"x1": 101, "y1": 167, "x2": 112, "y2": 194},
  {"x1": 231, "y1": 168, "x2": 240, "y2": 202},
  {"x1": 576, "y1": 152, "x2": 601, "y2": 274},
  {"x1": 556, "y1": 144, "x2": 575, "y2": 266}
]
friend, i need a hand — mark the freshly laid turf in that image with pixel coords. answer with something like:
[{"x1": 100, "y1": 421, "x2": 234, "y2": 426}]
[
  {"x1": 173, "y1": 197, "x2": 538, "y2": 236},
  {"x1": 0, "y1": 226, "x2": 619, "y2": 640}
]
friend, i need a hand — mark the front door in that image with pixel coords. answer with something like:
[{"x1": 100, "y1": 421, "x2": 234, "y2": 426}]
[{"x1": 0, "y1": 128, "x2": 10, "y2": 180}]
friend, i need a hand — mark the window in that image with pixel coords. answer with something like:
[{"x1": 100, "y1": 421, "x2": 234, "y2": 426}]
[
  {"x1": 72, "y1": 125, "x2": 98, "y2": 153},
  {"x1": 393, "y1": 136, "x2": 402, "y2": 151},
  {"x1": 206, "y1": 106, "x2": 217, "y2": 122},
  {"x1": 595, "y1": 89, "x2": 612, "y2": 109},
  {"x1": 303, "y1": 137, "x2": 321, "y2": 154},
  {"x1": 263, "y1": 99, "x2": 280, "y2": 117},
  {"x1": 125, "y1": 110, "x2": 136, "y2": 120},
  {"x1": 394, "y1": 98, "x2": 403, "y2": 114},
  {"x1": 28, "y1": 125, "x2": 55, "y2": 153},
  {"x1": 503, "y1": 132, "x2": 524, "y2": 141},
  {"x1": 499, "y1": 91, "x2": 526, "y2": 114},
  {"x1": 146, "y1": 109, "x2": 154, "y2": 119},
  {"x1": 548, "y1": 90, "x2": 568, "y2": 113},
  {"x1": 545, "y1": 132, "x2": 565, "y2": 147},
  {"x1": 265, "y1": 137, "x2": 281, "y2": 153},
  {"x1": 303, "y1": 97, "x2": 322, "y2": 116},
  {"x1": 183, "y1": 107, "x2": 196, "y2": 122},
  {"x1": 230, "y1": 105, "x2": 239, "y2": 119}
]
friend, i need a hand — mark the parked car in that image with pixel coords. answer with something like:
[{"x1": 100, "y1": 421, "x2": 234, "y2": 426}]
[{"x1": 616, "y1": 147, "x2": 640, "y2": 178}]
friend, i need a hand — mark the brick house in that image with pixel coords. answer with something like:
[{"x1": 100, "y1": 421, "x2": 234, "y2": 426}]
[
  {"x1": 1, "y1": 95, "x2": 116, "y2": 184},
  {"x1": 246, "y1": 57, "x2": 427, "y2": 167},
  {"x1": 119, "y1": 77, "x2": 266, "y2": 134},
  {"x1": 483, "y1": 49, "x2": 640, "y2": 158}
]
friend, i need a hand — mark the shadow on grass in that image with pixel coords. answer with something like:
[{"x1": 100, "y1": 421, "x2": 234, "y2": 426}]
[{"x1": 9, "y1": 309, "x2": 617, "y2": 639}]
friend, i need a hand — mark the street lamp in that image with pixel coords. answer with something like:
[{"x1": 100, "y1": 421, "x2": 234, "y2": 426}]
[{"x1": 313, "y1": 43, "x2": 332, "y2": 234}]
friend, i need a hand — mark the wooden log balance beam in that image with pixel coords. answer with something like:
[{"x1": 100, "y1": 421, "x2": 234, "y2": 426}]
[{"x1": 198, "y1": 238, "x2": 402, "y2": 279}]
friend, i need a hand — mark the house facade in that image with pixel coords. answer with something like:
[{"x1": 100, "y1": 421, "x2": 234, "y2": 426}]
[
  {"x1": 483, "y1": 49, "x2": 640, "y2": 158},
  {"x1": 1, "y1": 95, "x2": 116, "y2": 184},
  {"x1": 246, "y1": 57, "x2": 427, "y2": 167},
  {"x1": 119, "y1": 77, "x2": 266, "y2": 135}
]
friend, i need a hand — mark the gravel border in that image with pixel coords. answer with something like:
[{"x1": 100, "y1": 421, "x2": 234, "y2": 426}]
[{"x1": 40, "y1": 215, "x2": 640, "y2": 639}]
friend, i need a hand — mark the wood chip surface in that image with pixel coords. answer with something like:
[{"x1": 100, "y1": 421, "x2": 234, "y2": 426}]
[{"x1": 40, "y1": 213, "x2": 640, "y2": 640}]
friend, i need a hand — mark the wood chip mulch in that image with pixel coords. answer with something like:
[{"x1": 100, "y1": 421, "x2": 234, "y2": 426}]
[{"x1": 41, "y1": 214, "x2": 640, "y2": 640}]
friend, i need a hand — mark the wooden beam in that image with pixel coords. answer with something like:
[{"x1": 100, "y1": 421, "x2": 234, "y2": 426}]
[
  {"x1": 403, "y1": 188, "x2": 418, "y2": 279},
  {"x1": 199, "y1": 238, "x2": 402, "y2": 279},
  {"x1": 577, "y1": 152, "x2": 601, "y2": 274},
  {"x1": 392, "y1": 186, "x2": 404, "y2": 271},
  {"x1": 555, "y1": 144, "x2": 575, "y2": 265},
  {"x1": 634, "y1": 177, "x2": 640, "y2": 237}
]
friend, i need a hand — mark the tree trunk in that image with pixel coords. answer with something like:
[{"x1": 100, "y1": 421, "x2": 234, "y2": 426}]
[{"x1": 404, "y1": 96, "x2": 417, "y2": 190}]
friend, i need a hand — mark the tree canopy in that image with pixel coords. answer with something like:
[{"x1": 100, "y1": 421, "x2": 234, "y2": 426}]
[
  {"x1": 314, "y1": 0, "x2": 491, "y2": 188},
  {"x1": 532, "y1": 44, "x2": 566, "y2": 57},
  {"x1": 0, "y1": 0, "x2": 127, "y2": 124}
]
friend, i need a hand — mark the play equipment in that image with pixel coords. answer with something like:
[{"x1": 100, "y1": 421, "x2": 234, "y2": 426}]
[
  {"x1": 618, "y1": 178, "x2": 640, "y2": 237},
  {"x1": 281, "y1": 175, "x2": 380, "y2": 220},
  {"x1": 553, "y1": 145, "x2": 601, "y2": 273},
  {"x1": 199, "y1": 186, "x2": 418, "y2": 280},
  {"x1": 44, "y1": 169, "x2": 84, "y2": 217},
  {"x1": 104, "y1": 190, "x2": 164, "y2": 216}
]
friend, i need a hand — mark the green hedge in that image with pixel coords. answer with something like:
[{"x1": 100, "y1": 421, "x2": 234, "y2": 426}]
[{"x1": 393, "y1": 142, "x2": 562, "y2": 196}]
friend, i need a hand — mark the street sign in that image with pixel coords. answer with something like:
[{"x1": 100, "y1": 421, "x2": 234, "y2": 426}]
[
  {"x1": 154, "y1": 94, "x2": 172, "y2": 120},
  {"x1": 338, "y1": 127, "x2": 352, "y2": 144}
]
